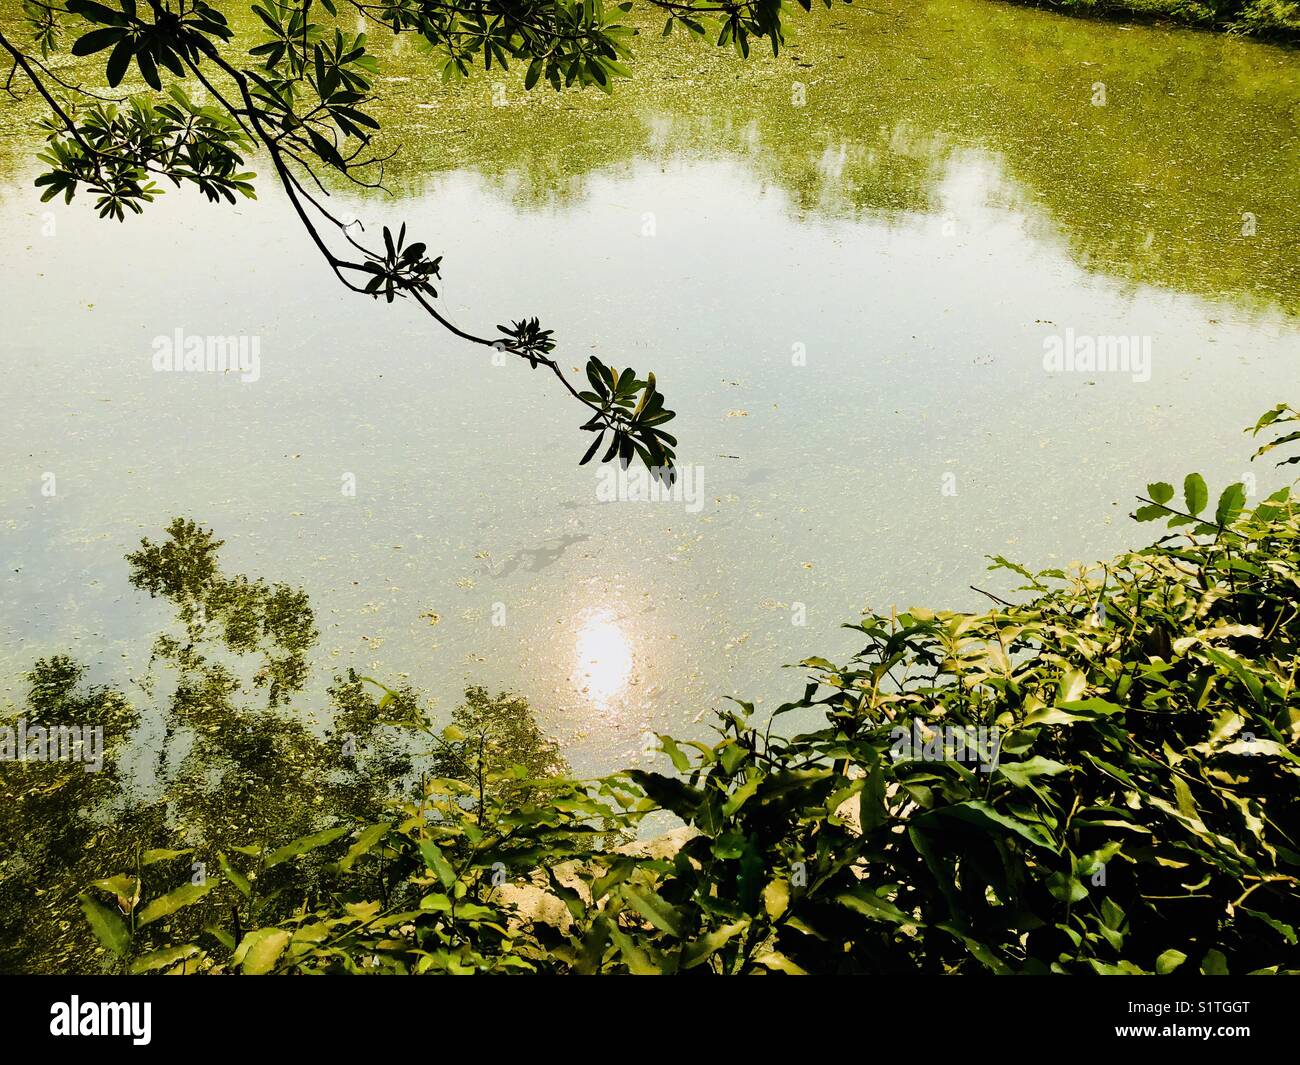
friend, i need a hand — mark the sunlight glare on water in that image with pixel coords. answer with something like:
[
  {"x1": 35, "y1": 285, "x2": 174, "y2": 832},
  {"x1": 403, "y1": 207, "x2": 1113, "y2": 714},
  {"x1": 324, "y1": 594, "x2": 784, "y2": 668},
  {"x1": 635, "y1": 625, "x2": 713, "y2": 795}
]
[{"x1": 574, "y1": 610, "x2": 634, "y2": 711}]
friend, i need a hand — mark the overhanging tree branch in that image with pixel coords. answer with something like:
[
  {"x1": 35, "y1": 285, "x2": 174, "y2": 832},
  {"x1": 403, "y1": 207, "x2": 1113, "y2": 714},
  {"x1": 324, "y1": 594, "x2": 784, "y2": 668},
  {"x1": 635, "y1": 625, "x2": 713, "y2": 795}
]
[{"x1": 2, "y1": 0, "x2": 838, "y2": 474}]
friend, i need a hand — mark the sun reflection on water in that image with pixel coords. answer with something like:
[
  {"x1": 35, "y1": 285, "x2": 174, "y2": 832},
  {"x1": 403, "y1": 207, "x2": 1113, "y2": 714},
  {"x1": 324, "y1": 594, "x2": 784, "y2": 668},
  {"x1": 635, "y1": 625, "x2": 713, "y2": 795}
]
[{"x1": 575, "y1": 610, "x2": 633, "y2": 709}]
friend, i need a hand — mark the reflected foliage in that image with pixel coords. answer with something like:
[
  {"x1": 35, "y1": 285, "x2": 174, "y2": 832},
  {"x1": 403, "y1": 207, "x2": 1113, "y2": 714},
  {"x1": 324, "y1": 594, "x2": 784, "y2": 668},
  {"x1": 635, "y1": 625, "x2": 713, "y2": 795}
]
[
  {"x1": 0, "y1": 657, "x2": 139, "y2": 972},
  {"x1": 0, "y1": 517, "x2": 566, "y2": 973},
  {"x1": 128, "y1": 517, "x2": 316, "y2": 708},
  {"x1": 430, "y1": 685, "x2": 569, "y2": 807}
]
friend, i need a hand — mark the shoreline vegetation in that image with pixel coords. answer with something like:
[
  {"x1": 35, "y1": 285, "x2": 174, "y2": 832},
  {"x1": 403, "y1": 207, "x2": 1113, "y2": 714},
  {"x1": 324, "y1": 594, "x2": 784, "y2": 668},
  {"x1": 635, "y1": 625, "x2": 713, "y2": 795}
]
[
  {"x1": 1003, "y1": 0, "x2": 1300, "y2": 40},
  {"x1": 3, "y1": 404, "x2": 1297, "y2": 974}
]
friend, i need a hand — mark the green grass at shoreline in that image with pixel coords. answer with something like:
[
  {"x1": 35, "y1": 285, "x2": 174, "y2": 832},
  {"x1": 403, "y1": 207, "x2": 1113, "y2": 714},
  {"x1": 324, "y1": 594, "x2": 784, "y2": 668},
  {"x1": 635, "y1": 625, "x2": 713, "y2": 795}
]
[{"x1": 1003, "y1": 0, "x2": 1300, "y2": 41}]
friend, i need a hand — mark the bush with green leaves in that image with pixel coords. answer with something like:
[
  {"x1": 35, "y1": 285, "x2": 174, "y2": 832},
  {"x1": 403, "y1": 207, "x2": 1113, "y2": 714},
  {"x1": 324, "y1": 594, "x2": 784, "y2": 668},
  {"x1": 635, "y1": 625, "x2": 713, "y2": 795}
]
[{"x1": 68, "y1": 405, "x2": 1300, "y2": 974}]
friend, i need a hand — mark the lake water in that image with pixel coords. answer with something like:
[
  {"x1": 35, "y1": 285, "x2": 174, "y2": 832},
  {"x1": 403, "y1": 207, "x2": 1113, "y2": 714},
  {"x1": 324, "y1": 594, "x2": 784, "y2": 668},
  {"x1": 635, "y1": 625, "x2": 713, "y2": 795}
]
[{"x1": 1, "y1": 0, "x2": 1297, "y2": 775}]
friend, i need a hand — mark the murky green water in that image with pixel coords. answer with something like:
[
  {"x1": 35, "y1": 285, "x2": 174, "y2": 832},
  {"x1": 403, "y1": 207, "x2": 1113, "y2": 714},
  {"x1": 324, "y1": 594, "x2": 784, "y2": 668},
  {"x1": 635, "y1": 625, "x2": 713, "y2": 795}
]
[{"x1": 1, "y1": 0, "x2": 1298, "y2": 774}]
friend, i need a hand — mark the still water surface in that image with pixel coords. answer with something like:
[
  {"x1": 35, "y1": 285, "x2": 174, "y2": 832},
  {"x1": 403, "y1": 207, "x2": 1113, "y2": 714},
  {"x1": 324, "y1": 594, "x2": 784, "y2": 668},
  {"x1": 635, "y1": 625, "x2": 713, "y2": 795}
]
[{"x1": 1, "y1": 0, "x2": 1297, "y2": 773}]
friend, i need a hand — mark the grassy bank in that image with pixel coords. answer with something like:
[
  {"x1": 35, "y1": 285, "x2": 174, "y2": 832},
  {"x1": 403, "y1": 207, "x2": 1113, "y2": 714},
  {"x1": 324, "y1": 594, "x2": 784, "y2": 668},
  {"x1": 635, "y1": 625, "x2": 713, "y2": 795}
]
[{"x1": 1007, "y1": 0, "x2": 1300, "y2": 40}]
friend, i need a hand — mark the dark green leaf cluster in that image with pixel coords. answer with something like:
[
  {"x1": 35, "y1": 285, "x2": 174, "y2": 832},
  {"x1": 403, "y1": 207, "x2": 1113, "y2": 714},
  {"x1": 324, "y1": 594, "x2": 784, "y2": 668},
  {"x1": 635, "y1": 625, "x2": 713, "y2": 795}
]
[
  {"x1": 361, "y1": 223, "x2": 442, "y2": 301},
  {"x1": 578, "y1": 358, "x2": 677, "y2": 479},
  {"x1": 22, "y1": 0, "x2": 64, "y2": 56},
  {"x1": 661, "y1": 0, "x2": 833, "y2": 60},
  {"x1": 373, "y1": 0, "x2": 637, "y2": 93},
  {"x1": 66, "y1": 0, "x2": 232, "y2": 89},
  {"x1": 1251, "y1": 403, "x2": 1300, "y2": 467},
  {"x1": 245, "y1": 17, "x2": 380, "y2": 168},
  {"x1": 495, "y1": 316, "x2": 555, "y2": 367},
  {"x1": 35, "y1": 88, "x2": 254, "y2": 219}
]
